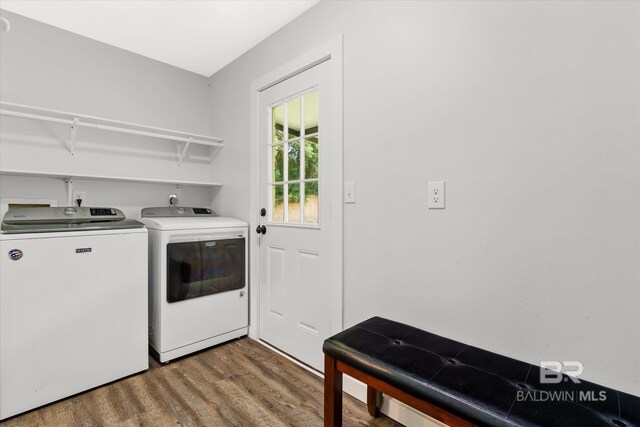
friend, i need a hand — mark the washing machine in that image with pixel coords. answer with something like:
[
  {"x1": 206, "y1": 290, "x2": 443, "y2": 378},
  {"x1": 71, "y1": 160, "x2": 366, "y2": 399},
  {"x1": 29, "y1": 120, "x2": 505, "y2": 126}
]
[
  {"x1": 139, "y1": 206, "x2": 248, "y2": 363},
  {"x1": 0, "y1": 207, "x2": 148, "y2": 420}
]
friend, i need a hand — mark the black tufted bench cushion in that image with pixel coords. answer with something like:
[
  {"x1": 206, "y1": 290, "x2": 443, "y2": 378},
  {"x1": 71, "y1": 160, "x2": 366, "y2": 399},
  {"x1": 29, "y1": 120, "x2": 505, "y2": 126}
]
[{"x1": 323, "y1": 317, "x2": 640, "y2": 427}]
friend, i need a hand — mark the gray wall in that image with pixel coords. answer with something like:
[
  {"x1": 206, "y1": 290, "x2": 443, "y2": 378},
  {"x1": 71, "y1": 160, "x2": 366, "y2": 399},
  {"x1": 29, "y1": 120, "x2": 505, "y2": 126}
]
[
  {"x1": 2, "y1": 1, "x2": 639, "y2": 396},
  {"x1": 0, "y1": 9, "x2": 215, "y2": 217},
  {"x1": 209, "y1": 1, "x2": 640, "y2": 394}
]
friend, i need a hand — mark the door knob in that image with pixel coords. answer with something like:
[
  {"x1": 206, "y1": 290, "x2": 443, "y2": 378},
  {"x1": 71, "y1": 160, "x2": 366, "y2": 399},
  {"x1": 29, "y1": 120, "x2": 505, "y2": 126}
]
[{"x1": 255, "y1": 225, "x2": 266, "y2": 235}]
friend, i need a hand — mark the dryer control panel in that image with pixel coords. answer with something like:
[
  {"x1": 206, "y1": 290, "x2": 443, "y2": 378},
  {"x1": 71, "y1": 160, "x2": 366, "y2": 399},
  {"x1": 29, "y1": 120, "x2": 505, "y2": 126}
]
[
  {"x1": 141, "y1": 207, "x2": 217, "y2": 218},
  {"x1": 192, "y1": 208, "x2": 213, "y2": 215}
]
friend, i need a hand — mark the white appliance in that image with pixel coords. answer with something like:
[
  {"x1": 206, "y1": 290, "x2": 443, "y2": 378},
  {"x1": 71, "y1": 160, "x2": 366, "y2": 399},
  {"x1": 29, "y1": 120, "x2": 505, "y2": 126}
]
[
  {"x1": 0, "y1": 207, "x2": 148, "y2": 420},
  {"x1": 139, "y1": 207, "x2": 248, "y2": 363}
]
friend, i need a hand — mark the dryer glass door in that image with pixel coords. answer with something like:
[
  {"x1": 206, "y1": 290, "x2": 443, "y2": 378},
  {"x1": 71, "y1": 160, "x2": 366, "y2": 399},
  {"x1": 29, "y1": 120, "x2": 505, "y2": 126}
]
[{"x1": 166, "y1": 237, "x2": 246, "y2": 303}]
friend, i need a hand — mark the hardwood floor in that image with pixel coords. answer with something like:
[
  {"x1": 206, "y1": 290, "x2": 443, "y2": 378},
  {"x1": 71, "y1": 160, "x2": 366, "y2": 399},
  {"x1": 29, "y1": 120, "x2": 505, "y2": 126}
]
[{"x1": 1, "y1": 338, "x2": 402, "y2": 427}]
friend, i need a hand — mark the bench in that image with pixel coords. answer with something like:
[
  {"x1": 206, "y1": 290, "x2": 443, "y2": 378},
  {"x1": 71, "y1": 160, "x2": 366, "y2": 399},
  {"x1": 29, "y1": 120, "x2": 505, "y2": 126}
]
[{"x1": 323, "y1": 317, "x2": 640, "y2": 427}]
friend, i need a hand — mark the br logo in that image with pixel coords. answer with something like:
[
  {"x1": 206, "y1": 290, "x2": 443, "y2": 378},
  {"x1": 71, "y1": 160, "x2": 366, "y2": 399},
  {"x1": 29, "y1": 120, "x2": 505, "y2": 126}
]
[{"x1": 540, "y1": 361, "x2": 584, "y2": 384}]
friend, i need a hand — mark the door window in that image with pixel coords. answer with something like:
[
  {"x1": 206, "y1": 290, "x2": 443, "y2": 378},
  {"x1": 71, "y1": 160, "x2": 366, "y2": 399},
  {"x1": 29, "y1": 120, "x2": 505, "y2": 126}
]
[{"x1": 269, "y1": 90, "x2": 319, "y2": 224}]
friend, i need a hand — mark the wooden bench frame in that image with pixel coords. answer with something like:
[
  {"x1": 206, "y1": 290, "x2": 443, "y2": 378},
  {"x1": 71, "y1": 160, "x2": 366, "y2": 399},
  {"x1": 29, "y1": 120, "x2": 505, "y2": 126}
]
[{"x1": 324, "y1": 354, "x2": 476, "y2": 427}]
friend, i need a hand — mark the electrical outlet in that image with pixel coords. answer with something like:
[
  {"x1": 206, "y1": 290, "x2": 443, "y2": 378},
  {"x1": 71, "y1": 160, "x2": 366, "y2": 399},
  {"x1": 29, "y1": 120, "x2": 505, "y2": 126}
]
[
  {"x1": 72, "y1": 191, "x2": 86, "y2": 207},
  {"x1": 428, "y1": 181, "x2": 445, "y2": 209}
]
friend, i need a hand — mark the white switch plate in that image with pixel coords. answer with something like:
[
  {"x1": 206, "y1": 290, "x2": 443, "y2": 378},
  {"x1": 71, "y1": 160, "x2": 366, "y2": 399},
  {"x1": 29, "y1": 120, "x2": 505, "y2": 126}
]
[
  {"x1": 428, "y1": 181, "x2": 445, "y2": 209},
  {"x1": 345, "y1": 181, "x2": 356, "y2": 203}
]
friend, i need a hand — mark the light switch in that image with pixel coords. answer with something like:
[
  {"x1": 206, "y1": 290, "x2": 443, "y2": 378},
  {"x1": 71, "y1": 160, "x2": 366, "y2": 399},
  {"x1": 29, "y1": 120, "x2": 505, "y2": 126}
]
[
  {"x1": 428, "y1": 181, "x2": 445, "y2": 209},
  {"x1": 345, "y1": 181, "x2": 356, "y2": 203}
]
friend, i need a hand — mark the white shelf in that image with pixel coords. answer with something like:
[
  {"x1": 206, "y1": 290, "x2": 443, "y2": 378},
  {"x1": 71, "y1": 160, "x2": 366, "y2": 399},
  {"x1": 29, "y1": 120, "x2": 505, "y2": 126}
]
[
  {"x1": 0, "y1": 169, "x2": 222, "y2": 187},
  {"x1": 0, "y1": 100, "x2": 223, "y2": 165}
]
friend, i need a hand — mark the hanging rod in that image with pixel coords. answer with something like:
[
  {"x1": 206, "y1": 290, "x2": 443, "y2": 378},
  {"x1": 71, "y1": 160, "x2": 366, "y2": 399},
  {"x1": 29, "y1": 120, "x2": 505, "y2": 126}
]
[{"x1": 0, "y1": 100, "x2": 223, "y2": 164}]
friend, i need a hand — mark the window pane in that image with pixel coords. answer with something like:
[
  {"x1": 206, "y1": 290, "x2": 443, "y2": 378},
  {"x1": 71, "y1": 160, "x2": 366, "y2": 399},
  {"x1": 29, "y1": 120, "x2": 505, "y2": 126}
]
[
  {"x1": 272, "y1": 104, "x2": 284, "y2": 143},
  {"x1": 288, "y1": 141, "x2": 300, "y2": 181},
  {"x1": 288, "y1": 183, "x2": 301, "y2": 223},
  {"x1": 304, "y1": 182, "x2": 319, "y2": 224},
  {"x1": 304, "y1": 138, "x2": 318, "y2": 179},
  {"x1": 304, "y1": 91, "x2": 318, "y2": 135},
  {"x1": 287, "y1": 97, "x2": 301, "y2": 139},
  {"x1": 272, "y1": 144, "x2": 284, "y2": 182},
  {"x1": 272, "y1": 185, "x2": 284, "y2": 222},
  {"x1": 269, "y1": 91, "x2": 320, "y2": 227}
]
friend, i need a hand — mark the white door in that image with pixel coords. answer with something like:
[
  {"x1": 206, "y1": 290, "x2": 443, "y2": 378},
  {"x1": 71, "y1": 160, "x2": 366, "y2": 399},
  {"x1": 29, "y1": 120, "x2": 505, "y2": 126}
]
[{"x1": 258, "y1": 61, "x2": 333, "y2": 371}]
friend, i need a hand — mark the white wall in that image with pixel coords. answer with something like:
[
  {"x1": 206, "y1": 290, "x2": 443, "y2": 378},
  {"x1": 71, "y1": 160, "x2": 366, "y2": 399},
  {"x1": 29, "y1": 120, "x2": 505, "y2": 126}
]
[
  {"x1": 0, "y1": 9, "x2": 217, "y2": 218},
  {"x1": 208, "y1": 1, "x2": 640, "y2": 395}
]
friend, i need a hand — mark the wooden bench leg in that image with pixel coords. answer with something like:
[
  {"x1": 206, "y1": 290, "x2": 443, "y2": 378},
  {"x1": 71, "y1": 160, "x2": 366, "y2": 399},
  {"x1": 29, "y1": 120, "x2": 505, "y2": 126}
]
[
  {"x1": 367, "y1": 385, "x2": 380, "y2": 417},
  {"x1": 324, "y1": 354, "x2": 343, "y2": 427}
]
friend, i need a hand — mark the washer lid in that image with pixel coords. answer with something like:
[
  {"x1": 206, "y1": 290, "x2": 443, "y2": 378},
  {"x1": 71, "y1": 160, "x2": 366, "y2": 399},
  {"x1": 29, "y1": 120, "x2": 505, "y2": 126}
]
[
  {"x1": 139, "y1": 216, "x2": 248, "y2": 231},
  {"x1": 1, "y1": 207, "x2": 143, "y2": 234}
]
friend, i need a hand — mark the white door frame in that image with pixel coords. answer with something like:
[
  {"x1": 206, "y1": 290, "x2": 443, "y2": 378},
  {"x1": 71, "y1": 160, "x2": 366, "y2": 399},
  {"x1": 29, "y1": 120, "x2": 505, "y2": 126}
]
[{"x1": 249, "y1": 35, "x2": 344, "y2": 342}]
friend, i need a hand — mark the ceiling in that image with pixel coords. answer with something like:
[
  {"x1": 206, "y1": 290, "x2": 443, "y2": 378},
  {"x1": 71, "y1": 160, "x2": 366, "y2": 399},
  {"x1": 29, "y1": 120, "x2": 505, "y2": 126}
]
[{"x1": 0, "y1": 0, "x2": 319, "y2": 77}]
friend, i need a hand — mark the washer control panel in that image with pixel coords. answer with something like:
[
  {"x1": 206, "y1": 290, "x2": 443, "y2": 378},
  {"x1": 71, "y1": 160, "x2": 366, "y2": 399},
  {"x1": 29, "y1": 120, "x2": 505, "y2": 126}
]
[
  {"x1": 3, "y1": 207, "x2": 126, "y2": 222},
  {"x1": 90, "y1": 208, "x2": 117, "y2": 216},
  {"x1": 1, "y1": 207, "x2": 135, "y2": 234}
]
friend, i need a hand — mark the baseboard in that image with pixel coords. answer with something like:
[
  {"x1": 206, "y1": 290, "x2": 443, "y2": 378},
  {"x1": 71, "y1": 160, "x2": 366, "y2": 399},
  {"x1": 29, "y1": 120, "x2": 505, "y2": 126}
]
[{"x1": 343, "y1": 376, "x2": 447, "y2": 427}]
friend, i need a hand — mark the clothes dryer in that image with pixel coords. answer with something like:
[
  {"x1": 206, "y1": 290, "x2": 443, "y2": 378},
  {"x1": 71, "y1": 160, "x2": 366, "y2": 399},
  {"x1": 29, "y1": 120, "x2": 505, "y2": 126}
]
[{"x1": 139, "y1": 207, "x2": 248, "y2": 362}]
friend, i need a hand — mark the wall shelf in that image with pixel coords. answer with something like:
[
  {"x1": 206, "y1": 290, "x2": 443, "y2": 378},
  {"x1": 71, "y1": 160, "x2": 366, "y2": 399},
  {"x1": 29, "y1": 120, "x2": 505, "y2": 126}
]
[
  {"x1": 0, "y1": 100, "x2": 223, "y2": 165},
  {"x1": 0, "y1": 169, "x2": 222, "y2": 187}
]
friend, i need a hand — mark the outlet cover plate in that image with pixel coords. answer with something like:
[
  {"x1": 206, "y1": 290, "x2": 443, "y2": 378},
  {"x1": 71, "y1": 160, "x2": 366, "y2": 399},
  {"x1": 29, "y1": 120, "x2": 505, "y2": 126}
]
[{"x1": 428, "y1": 181, "x2": 445, "y2": 209}]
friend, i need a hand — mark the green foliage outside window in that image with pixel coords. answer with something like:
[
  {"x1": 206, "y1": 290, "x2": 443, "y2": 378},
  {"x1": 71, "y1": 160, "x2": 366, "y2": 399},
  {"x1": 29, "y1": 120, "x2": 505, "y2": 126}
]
[{"x1": 273, "y1": 137, "x2": 318, "y2": 205}]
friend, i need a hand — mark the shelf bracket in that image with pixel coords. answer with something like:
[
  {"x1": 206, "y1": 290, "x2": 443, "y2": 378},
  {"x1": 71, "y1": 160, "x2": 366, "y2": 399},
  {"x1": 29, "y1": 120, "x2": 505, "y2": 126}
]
[
  {"x1": 177, "y1": 137, "x2": 192, "y2": 166},
  {"x1": 69, "y1": 117, "x2": 79, "y2": 155},
  {"x1": 65, "y1": 177, "x2": 74, "y2": 207},
  {"x1": 207, "y1": 144, "x2": 223, "y2": 162}
]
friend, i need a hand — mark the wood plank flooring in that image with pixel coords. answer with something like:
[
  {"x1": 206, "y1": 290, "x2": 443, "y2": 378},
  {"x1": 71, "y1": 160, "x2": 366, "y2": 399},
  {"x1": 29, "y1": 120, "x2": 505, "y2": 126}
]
[{"x1": 1, "y1": 337, "x2": 402, "y2": 427}]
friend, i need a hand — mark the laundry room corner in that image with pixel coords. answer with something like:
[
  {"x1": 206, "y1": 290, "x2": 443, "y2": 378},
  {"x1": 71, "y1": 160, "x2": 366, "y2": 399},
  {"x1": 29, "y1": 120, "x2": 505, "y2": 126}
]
[{"x1": 0, "y1": 9, "x2": 220, "y2": 214}]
